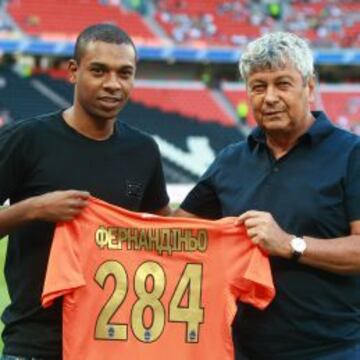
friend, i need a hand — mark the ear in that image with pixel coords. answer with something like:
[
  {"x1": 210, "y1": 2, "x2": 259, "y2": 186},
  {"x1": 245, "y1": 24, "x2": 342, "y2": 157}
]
[
  {"x1": 307, "y1": 75, "x2": 316, "y2": 104},
  {"x1": 68, "y1": 59, "x2": 78, "y2": 84}
]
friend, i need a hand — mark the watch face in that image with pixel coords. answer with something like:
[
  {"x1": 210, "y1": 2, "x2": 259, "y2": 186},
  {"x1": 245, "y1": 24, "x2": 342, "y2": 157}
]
[{"x1": 292, "y1": 237, "x2": 306, "y2": 253}]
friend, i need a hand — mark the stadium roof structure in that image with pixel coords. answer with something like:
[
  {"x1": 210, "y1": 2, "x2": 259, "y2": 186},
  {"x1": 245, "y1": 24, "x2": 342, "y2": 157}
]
[{"x1": 0, "y1": 38, "x2": 360, "y2": 65}]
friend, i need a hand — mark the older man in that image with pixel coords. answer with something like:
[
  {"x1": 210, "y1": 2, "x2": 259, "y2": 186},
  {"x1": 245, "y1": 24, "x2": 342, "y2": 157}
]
[{"x1": 176, "y1": 32, "x2": 360, "y2": 360}]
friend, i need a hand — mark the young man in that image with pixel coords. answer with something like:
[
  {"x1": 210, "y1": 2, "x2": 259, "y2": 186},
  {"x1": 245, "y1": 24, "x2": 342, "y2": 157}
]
[
  {"x1": 0, "y1": 23, "x2": 170, "y2": 359},
  {"x1": 176, "y1": 32, "x2": 360, "y2": 359}
]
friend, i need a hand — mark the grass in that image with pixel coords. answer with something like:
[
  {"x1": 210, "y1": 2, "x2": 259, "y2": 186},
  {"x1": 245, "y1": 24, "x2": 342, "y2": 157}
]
[{"x1": 0, "y1": 237, "x2": 9, "y2": 352}]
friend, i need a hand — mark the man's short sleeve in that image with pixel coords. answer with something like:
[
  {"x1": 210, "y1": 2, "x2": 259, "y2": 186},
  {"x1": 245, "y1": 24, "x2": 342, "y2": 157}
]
[
  {"x1": 180, "y1": 156, "x2": 222, "y2": 219},
  {"x1": 141, "y1": 140, "x2": 169, "y2": 212},
  {"x1": 0, "y1": 122, "x2": 27, "y2": 204}
]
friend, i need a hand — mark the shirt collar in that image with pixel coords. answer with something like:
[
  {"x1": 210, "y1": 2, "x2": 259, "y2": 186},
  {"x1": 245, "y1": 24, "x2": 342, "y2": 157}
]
[{"x1": 248, "y1": 111, "x2": 335, "y2": 150}]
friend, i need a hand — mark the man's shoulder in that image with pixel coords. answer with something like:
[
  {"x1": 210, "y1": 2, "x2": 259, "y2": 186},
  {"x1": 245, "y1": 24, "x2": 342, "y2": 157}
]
[
  {"x1": 117, "y1": 121, "x2": 158, "y2": 147},
  {"x1": 217, "y1": 139, "x2": 248, "y2": 159},
  {"x1": 315, "y1": 111, "x2": 360, "y2": 147},
  {"x1": 330, "y1": 124, "x2": 360, "y2": 148},
  {"x1": 1, "y1": 110, "x2": 61, "y2": 135}
]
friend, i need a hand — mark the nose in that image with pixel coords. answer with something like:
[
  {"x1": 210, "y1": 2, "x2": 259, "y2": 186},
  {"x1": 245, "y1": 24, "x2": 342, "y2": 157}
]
[
  {"x1": 264, "y1": 85, "x2": 279, "y2": 104},
  {"x1": 103, "y1": 72, "x2": 121, "y2": 91}
]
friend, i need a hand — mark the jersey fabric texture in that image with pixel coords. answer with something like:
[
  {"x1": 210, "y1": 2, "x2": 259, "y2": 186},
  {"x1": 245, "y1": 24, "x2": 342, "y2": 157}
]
[
  {"x1": 42, "y1": 196, "x2": 275, "y2": 360},
  {"x1": 181, "y1": 111, "x2": 360, "y2": 360},
  {"x1": 0, "y1": 111, "x2": 169, "y2": 358}
]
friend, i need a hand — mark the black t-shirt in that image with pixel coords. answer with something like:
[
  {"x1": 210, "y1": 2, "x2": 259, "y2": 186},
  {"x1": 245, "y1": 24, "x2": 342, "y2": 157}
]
[{"x1": 0, "y1": 111, "x2": 169, "y2": 357}]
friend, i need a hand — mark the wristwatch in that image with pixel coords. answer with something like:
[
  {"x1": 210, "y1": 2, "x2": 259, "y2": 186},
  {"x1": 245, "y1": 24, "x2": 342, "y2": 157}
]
[{"x1": 290, "y1": 237, "x2": 307, "y2": 261}]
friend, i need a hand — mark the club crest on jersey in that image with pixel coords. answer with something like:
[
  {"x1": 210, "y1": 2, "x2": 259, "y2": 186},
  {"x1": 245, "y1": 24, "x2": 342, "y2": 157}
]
[
  {"x1": 188, "y1": 330, "x2": 197, "y2": 342},
  {"x1": 144, "y1": 329, "x2": 152, "y2": 342},
  {"x1": 107, "y1": 326, "x2": 115, "y2": 338}
]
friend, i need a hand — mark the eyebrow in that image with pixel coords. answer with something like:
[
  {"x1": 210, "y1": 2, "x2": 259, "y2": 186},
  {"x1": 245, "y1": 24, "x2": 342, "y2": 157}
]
[
  {"x1": 88, "y1": 62, "x2": 135, "y2": 71},
  {"x1": 249, "y1": 75, "x2": 294, "y2": 85},
  {"x1": 248, "y1": 80, "x2": 266, "y2": 86},
  {"x1": 275, "y1": 75, "x2": 293, "y2": 81}
]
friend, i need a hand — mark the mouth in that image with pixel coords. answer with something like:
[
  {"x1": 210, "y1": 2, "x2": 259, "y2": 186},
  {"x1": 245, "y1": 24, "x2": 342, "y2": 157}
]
[
  {"x1": 98, "y1": 97, "x2": 122, "y2": 104},
  {"x1": 98, "y1": 97, "x2": 123, "y2": 109},
  {"x1": 263, "y1": 110, "x2": 282, "y2": 116}
]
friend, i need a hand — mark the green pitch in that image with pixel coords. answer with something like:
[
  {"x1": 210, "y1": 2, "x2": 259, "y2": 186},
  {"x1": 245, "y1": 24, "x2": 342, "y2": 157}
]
[{"x1": 0, "y1": 237, "x2": 9, "y2": 352}]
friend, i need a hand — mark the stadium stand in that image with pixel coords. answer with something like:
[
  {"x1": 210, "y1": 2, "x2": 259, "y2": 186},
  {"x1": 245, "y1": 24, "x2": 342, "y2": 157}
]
[
  {"x1": 5, "y1": 0, "x2": 360, "y2": 49},
  {"x1": 154, "y1": 0, "x2": 262, "y2": 46},
  {"x1": 6, "y1": 0, "x2": 157, "y2": 42},
  {"x1": 3, "y1": 65, "x2": 359, "y2": 181},
  {"x1": 154, "y1": 0, "x2": 360, "y2": 48},
  {"x1": 0, "y1": 67, "x2": 58, "y2": 119},
  {"x1": 131, "y1": 80, "x2": 235, "y2": 126},
  {"x1": 0, "y1": 0, "x2": 359, "y2": 182},
  {"x1": 122, "y1": 99, "x2": 243, "y2": 181},
  {"x1": 222, "y1": 83, "x2": 256, "y2": 127},
  {"x1": 319, "y1": 84, "x2": 360, "y2": 131},
  {"x1": 2, "y1": 68, "x2": 243, "y2": 182},
  {"x1": 289, "y1": 1, "x2": 360, "y2": 48}
]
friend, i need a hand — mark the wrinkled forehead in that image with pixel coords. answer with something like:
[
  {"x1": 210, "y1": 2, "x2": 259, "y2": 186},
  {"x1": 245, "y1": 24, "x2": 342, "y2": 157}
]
[
  {"x1": 248, "y1": 60, "x2": 299, "y2": 77},
  {"x1": 248, "y1": 57, "x2": 294, "y2": 75}
]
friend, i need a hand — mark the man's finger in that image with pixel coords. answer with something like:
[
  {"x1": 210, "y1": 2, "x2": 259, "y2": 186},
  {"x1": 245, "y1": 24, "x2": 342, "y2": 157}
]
[{"x1": 66, "y1": 190, "x2": 91, "y2": 199}]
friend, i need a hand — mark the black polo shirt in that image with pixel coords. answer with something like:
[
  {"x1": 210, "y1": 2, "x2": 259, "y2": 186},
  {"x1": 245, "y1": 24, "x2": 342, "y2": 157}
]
[{"x1": 181, "y1": 111, "x2": 360, "y2": 359}]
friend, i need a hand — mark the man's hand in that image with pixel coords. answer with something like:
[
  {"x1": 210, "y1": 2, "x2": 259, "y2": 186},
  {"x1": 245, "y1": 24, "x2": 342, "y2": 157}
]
[
  {"x1": 237, "y1": 210, "x2": 292, "y2": 258},
  {"x1": 30, "y1": 190, "x2": 90, "y2": 222}
]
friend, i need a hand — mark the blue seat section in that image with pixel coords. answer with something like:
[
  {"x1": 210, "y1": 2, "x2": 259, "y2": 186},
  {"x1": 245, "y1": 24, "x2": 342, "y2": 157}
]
[{"x1": 0, "y1": 68, "x2": 58, "y2": 120}]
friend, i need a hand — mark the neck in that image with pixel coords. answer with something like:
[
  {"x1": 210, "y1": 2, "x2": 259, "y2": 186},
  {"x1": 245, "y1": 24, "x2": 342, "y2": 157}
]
[
  {"x1": 266, "y1": 134, "x2": 298, "y2": 159},
  {"x1": 63, "y1": 106, "x2": 115, "y2": 141},
  {"x1": 266, "y1": 113, "x2": 315, "y2": 159}
]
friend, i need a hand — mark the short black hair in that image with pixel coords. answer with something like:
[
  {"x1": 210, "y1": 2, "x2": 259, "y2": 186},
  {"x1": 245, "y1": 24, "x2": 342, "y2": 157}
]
[{"x1": 74, "y1": 23, "x2": 137, "y2": 63}]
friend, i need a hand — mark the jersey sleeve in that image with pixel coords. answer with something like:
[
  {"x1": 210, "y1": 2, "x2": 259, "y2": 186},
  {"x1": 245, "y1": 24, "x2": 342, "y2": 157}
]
[
  {"x1": 225, "y1": 228, "x2": 275, "y2": 310},
  {"x1": 42, "y1": 221, "x2": 85, "y2": 308}
]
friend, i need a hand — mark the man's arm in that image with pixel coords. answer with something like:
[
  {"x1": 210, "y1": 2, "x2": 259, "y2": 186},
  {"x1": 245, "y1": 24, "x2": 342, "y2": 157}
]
[
  {"x1": 0, "y1": 190, "x2": 90, "y2": 238},
  {"x1": 238, "y1": 210, "x2": 360, "y2": 274},
  {"x1": 300, "y1": 221, "x2": 360, "y2": 274}
]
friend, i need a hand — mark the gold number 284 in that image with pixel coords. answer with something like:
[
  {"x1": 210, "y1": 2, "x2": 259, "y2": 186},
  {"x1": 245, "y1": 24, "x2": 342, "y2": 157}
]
[{"x1": 94, "y1": 260, "x2": 204, "y2": 343}]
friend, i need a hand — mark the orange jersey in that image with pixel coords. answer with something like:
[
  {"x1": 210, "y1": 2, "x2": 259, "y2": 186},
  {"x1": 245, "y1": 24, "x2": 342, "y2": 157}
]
[{"x1": 42, "y1": 196, "x2": 275, "y2": 360}]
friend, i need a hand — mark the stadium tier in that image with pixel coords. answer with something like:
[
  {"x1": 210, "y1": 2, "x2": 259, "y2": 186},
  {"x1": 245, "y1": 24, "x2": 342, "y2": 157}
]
[
  {"x1": 0, "y1": 68, "x2": 243, "y2": 182},
  {"x1": 0, "y1": 1, "x2": 359, "y2": 65},
  {"x1": 7, "y1": 0, "x2": 156, "y2": 42},
  {"x1": 131, "y1": 81, "x2": 235, "y2": 126},
  {"x1": 0, "y1": 68, "x2": 58, "y2": 119},
  {"x1": 0, "y1": 68, "x2": 359, "y2": 168},
  {"x1": 319, "y1": 85, "x2": 360, "y2": 129},
  {"x1": 0, "y1": 0, "x2": 359, "y2": 183},
  {"x1": 154, "y1": 0, "x2": 360, "y2": 48},
  {"x1": 1, "y1": 0, "x2": 360, "y2": 63}
]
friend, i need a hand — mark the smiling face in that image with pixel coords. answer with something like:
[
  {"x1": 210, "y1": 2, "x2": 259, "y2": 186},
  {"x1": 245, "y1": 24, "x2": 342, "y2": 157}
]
[
  {"x1": 69, "y1": 40, "x2": 136, "y2": 123},
  {"x1": 247, "y1": 62, "x2": 315, "y2": 137}
]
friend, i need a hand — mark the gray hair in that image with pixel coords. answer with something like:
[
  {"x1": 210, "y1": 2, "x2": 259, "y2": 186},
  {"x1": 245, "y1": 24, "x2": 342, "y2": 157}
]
[{"x1": 239, "y1": 32, "x2": 314, "y2": 83}]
